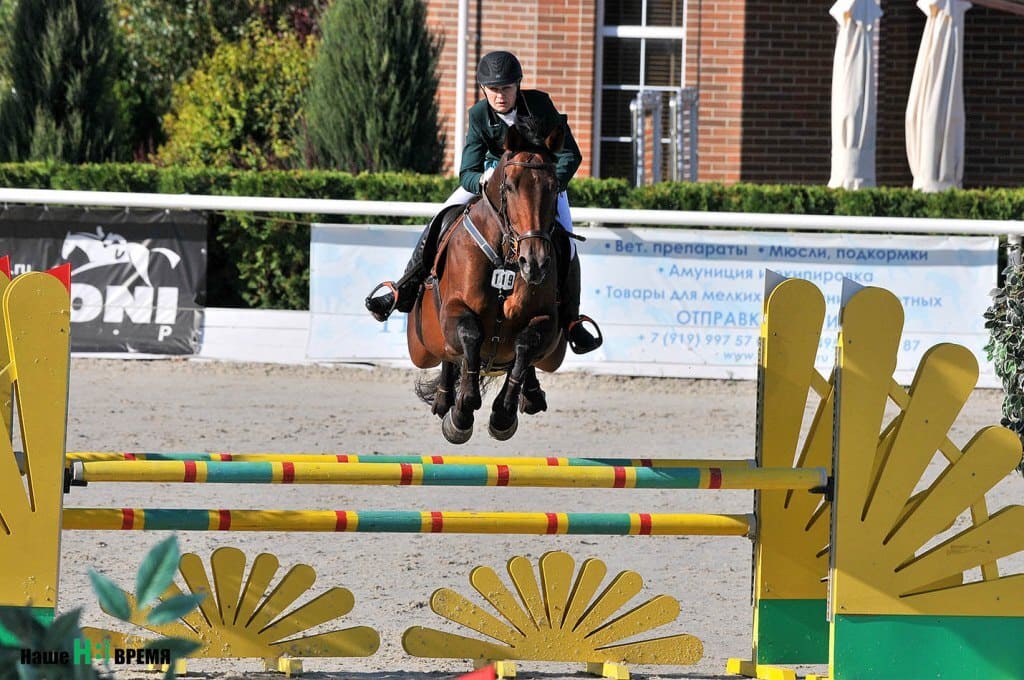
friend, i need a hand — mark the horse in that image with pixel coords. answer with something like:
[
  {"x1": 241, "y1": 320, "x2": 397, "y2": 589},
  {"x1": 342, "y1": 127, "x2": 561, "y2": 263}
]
[{"x1": 407, "y1": 118, "x2": 569, "y2": 444}]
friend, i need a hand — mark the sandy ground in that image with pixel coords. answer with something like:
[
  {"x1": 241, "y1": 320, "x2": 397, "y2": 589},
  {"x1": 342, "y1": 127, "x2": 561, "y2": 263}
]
[{"x1": 52, "y1": 359, "x2": 1024, "y2": 680}]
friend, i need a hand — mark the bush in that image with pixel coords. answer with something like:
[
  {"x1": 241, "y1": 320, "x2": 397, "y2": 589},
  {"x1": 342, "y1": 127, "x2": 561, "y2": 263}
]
[
  {"x1": 0, "y1": 0, "x2": 124, "y2": 163},
  {"x1": 157, "y1": 23, "x2": 314, "y2": 170},
  {"x1": 305, "y1": 0, "x2": 444, "y2": 173},
  {"x1": 113, "y1": 1, "x2": 324, "y2": 159},
  {"x1": 984, "y1": 245, "x2": 1024, "y2": 473}
]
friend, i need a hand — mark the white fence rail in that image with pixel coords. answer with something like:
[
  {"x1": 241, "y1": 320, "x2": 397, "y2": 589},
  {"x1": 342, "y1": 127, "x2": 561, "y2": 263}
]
[{"x1": 1, "y1": 187, "x2": 1022, "y2": 237}]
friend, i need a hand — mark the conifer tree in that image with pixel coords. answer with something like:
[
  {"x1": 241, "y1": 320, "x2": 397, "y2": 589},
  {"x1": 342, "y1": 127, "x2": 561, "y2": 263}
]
[
  {"x1": 305, "y1": 0, "x2": 444, "y2": 173},
  {"x1": 0, "y1": 0, "x2": 123, "y2": 162}
]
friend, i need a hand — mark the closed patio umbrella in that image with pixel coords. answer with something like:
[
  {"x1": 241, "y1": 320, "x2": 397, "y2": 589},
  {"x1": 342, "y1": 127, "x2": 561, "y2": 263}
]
[
  {"x1": 829, "y1": 0, "x2": 882, "y2": 189},
  {"x1": 905, "y1": 0, "x2": 972, "y2": 191}
]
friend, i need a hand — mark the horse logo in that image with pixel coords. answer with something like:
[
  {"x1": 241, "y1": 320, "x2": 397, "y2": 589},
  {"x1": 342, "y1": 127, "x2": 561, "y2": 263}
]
[{"x1": 61, "y1": 227, "x2": 181, "y2": 287}]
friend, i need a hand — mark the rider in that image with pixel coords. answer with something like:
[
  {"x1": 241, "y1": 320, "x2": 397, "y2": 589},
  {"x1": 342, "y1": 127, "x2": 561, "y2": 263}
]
[{"x1": 364, "y1": 50, "x2": 602, "y2": 354}]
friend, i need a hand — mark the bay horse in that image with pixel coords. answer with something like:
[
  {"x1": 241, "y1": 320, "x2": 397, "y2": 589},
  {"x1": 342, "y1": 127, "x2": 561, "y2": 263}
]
[{"x1": 407, "y1": 118, "x2": 569, "y2": 444}]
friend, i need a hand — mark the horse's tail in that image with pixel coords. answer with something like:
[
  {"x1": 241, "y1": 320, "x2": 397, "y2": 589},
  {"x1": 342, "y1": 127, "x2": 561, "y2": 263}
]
[
  {"x1": 414, "y1": 369, "x2": 447, "y2": 406},
  {"x1": 414, "y1": 364, "x2": 497, "y2": 406}
]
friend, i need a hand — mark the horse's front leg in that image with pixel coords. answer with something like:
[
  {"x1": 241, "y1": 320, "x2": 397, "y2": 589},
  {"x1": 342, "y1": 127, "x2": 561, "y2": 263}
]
[
  {"x1": 489, "y1": 317, "x2": 552, "y2": 440},
  {"x1": 442, "y1": 312, "x2": 483, "y2": 444}
]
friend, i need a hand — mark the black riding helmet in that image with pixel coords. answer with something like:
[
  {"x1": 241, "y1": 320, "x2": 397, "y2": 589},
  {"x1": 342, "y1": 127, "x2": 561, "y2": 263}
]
[{"x1": 476, "y1": 51, "x2": 523, "y2": 87}]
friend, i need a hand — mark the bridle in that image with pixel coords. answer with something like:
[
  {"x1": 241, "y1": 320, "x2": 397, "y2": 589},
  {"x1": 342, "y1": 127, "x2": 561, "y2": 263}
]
[{"x1": 483, "y1": 151, "x2": 558, "y2": 265}]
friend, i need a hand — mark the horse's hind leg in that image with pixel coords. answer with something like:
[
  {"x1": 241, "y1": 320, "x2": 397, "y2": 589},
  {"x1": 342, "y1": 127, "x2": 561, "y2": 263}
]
[
  {"x1": 488, "y1": 373, "x2": 518, "y2": 440},
  {"x1": 489, "y1": 321, "x2": 549, "y2": 440},
  {"x1": 442, "y1": 313, "x2": 483, "y2": 444},
  {"x1": 432, "y1": 361, "x2": 456, "y2": 417},
  {"x1": 519, "y1": 366, "x2": 547, "y2": 415}
]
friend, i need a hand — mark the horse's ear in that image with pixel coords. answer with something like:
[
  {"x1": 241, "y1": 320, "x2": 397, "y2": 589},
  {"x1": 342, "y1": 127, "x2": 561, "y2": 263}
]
[
  {"x1": 505, "y1": 124, "x2": 524, "y2": 152},
  {"x1": 545, "y1": 121, "x2": 565, "y2": 154}
]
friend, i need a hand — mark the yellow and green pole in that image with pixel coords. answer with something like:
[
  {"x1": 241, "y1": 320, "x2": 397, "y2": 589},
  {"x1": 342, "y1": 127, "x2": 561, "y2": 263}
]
[
  {"x1": 63, "y1": 508, "x2": 753, "y2": 536},
  {"x1": 70, "y1": 460, "x2": 828, "y2": 491}
]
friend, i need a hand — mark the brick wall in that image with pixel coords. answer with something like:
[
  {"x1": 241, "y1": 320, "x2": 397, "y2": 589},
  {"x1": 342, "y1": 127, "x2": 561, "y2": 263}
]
[
  {"x1": 425, "y1": 1, "x2": 596, "y2": 176},
  {"x1": 425, "y1": 1, "x2": 1024, "y2": 188},
  {"x1": 960, "y1": 5, "x2": 1024, "y2": 187},
  {"x1": 739, "y1": 1, "x2": 833, "y2": 184},
  {"x1": 876, "y1": 0, "x2": 923, "y2": 186},
  {"x1": 690, "y1": 0, "x2": 745, "y2": 183}
]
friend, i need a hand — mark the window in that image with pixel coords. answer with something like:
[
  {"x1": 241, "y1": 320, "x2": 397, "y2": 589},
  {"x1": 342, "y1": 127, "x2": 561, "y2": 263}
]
[{"x1": 597, "y1": 0, "x2": 687, "y2": 181}]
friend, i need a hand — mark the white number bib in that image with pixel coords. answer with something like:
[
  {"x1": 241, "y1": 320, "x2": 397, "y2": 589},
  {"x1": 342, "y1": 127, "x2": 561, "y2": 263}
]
[{"x1": 490, "y1": 269, "x2": 515, "y2": 291}]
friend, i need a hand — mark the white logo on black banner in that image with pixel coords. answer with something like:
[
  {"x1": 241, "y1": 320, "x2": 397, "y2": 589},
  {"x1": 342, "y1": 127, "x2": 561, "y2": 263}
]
[{"x1": 62, "y1": 227, "x2": 181, "y2": 287}]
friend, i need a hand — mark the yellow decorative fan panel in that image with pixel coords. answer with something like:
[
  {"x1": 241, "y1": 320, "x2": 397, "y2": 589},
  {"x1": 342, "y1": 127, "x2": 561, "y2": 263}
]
[
  {"x1": 82, "y1": 546, "x2": 379, "y2": 661},
  {"x1": 403, "y1": 551, "x2": 702, "y2": 667},
  {"x1": 832, "y1": 285, "x2": 1024, "y2": 617}
]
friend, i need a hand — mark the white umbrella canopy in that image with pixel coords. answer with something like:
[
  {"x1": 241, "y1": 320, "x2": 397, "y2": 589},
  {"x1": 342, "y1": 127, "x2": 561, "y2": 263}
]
[
  {"x1": 905, "y1": 0, "x2": 972, "y2": 192},
  {"x1": 829, "y1": 0, "x2": 883, "y2": 189}
]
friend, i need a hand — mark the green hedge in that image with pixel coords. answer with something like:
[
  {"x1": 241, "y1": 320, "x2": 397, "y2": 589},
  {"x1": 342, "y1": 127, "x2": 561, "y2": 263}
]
[{"x1": 3, "y1": 162, "x2": 1024, "y2": 308}]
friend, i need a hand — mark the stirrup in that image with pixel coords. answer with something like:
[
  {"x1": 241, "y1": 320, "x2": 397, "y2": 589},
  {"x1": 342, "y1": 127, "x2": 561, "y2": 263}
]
[
  {"x1": 365, "y1": 281, "x2": 399, "y2": 322},
  {"x1": 567, "y1": 314, "x2": 603, "y2": 354}
]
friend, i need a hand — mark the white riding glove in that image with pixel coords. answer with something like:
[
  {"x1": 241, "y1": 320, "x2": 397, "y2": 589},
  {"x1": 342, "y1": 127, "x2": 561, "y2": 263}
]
[{"x1": 479, "y1": 167, "x2": 495, "y2": 191}]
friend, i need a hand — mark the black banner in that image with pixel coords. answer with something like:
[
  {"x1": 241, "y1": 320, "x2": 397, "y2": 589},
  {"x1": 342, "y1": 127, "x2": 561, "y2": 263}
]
[{"x1": 0, "y1": 207, "x2": 207, "y2": 354}]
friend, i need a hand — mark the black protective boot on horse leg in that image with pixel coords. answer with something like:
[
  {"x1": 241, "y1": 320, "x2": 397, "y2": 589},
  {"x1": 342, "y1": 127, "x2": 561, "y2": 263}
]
[
  {"x1": 365, "y1": 207, "x2": 456, "y2": 322},
  {"x1": 562, "y1": 254, "x2": 603, "y2": 354}
]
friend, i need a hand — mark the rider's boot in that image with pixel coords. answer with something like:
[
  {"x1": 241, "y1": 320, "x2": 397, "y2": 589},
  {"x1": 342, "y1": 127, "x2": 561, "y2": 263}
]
[
  {"x1": 365, "y1": 224, "x2": 430, "y2": 322},
  {"x1": 561, "y1": 254, "x2": 603, "y2": 354}
]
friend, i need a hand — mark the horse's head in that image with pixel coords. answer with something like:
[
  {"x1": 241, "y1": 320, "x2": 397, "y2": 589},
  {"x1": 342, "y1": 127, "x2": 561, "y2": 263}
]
[{"x1": 486, "y1": 117, "x2": 564, "y2": 286}]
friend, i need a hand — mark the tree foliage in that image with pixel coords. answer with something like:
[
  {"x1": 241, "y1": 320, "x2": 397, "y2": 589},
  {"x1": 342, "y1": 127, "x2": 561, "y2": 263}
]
[
  {"x1": 156, "y1": 22, "x2": 314, "y2": 170},
  {"x1": 112, "y1": 0, "x2": 324, "y2": 158},
  {"x1": 0, "y1": 0, "x2": 14, "y2": 93},
  {"x1": 306, "y1": 0, "x2": 444, "y2": 173},
  {"x1": 0, "y1": 0, "x2": 124, "y2": 162}
]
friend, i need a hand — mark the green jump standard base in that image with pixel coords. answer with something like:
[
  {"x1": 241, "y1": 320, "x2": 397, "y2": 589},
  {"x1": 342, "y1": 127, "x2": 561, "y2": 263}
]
[
  {"x1": 756, "y1": 598, "x2": 829, "y2": 665},
  {"x1": 832, "y1": 614, "x2": 1024, "y2": 680}
]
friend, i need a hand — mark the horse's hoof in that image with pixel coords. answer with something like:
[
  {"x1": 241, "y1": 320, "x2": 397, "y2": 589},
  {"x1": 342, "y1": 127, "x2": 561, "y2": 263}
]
[
  {"x1": 519, "y1": 389, "x2": 547, "y2": 415},
  {"x1": 442, "y1": 412, "x2": 473, "y2": 444},
  {"x1": 488, "y1": 415, "x2": 518, "y2": 441}
]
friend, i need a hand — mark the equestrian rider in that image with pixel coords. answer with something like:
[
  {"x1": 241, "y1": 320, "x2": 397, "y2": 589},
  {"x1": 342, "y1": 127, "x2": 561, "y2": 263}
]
[{"x1": 364, "y1": 50, "x2": 602, "y2": 355}]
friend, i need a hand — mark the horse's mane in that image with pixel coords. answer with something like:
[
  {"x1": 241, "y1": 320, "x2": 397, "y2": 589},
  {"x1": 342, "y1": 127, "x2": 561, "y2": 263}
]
[{"x1": 511, "y1": 115, "x2": 555, "y2": 156}]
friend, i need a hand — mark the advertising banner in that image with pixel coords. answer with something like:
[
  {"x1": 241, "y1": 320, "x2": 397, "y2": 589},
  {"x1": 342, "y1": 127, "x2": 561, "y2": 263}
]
[
  {"x1": 0, "y1": 207, "x2": 207, "y2": 354},
  {"x1": 309, "y1": 224, "x2": 999, "y2": 386}
]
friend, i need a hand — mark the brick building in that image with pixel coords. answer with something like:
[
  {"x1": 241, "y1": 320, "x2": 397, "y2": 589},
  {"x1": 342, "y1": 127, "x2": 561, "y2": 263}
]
[{"x1": 424, "y1": 0, "x2": 1024, "y2": 188}]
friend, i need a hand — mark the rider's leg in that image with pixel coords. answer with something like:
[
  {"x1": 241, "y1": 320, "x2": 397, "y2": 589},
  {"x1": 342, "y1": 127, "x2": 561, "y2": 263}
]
[
  {"x1": 365, "y1": 187, "x2": 476, "y2": 322},
  {"x1": 555, "y1": 193, "x2": 602, "y2": 354},
  {"x1": 364, "y1": 225, "x2": 431, "y2": 321}
]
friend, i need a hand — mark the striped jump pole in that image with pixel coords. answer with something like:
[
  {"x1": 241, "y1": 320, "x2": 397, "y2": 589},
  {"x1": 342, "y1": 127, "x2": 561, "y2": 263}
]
[
  {"x1": 70, "y1": 460, "x2": 828, "y2": 492},
  {"x1": 62, "y1": 508, "x2": 754, "y2": 536},
  {"x1": 63, "y1": 451, "x2": 755, "y2": 468}
]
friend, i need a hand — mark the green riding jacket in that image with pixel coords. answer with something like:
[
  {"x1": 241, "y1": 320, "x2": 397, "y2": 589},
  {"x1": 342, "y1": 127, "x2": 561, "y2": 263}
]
[{"x1": 459, "y1": 89, "x2": 583, "y2": 195}]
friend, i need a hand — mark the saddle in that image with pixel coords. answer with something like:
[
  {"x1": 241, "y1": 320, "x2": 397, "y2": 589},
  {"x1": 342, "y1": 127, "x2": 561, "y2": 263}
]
[{"x1": 428, "y1": 201, "x2": 478, "y2": 281}]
